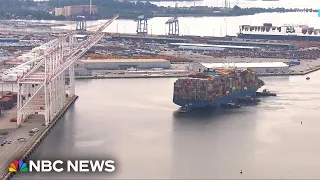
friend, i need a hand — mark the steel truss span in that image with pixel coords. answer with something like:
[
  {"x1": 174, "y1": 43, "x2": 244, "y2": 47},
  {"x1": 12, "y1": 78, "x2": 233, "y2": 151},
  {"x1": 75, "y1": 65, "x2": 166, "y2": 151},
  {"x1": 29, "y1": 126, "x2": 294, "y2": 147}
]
[{"x1": 3, "y1": 15, "x2": 119, "y2": 126}]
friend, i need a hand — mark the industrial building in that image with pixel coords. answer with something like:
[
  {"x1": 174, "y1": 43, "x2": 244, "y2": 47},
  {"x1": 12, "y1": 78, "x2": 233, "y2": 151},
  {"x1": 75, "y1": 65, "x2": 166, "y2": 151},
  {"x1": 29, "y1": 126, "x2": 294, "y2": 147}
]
[
  {"x1": 74, "y1": 35, "x2": 88, "y2": 41},
  {"x1": 55, "y1": 5, "x2": 98, "y2": 17},
  {"x1": 169, "y1": 43, "x2": 260, "y2": 51},
  {"x1": 110, "y1": 35, "x2": 191, "y2": 44},
  {"x1": 197, "y1": 62, "x2": 289, "y2": 74},
  {"x1": 0, "y1": 38, "x2": 19, "y2": 43},
  {"x1": 177, "y1": 45, "x2": 225, "y2": 52},
  {"x1": 76, "y1": 59, "x2": 171, "y2": 70},
  {"x1": 207, "y1": 40, "x2": 299, "y2": 50}
]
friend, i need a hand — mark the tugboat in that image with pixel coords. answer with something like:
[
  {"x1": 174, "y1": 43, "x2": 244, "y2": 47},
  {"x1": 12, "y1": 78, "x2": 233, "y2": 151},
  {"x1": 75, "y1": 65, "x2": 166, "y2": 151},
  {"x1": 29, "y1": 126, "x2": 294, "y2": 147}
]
[
  {"x1": 256, "y1": 89, "x2": 277, "y2": 97},
  {"x1": 238, "y1": 95, "x2": 261, "y2": 104},
  {"x1": 306, "y1": 77, "x2": 310, "y2": 80},
  {"x1": 220, "y1": 102, "x2": 241, "y2": 109},
  {"x1": 179, "y1": 105, "x2": 192, "y2": 113}
]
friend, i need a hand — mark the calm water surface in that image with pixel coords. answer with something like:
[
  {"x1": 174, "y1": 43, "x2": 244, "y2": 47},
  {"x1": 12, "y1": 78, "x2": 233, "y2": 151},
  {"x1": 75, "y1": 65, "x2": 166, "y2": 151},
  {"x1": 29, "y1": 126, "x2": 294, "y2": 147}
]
[
  {"x1": 47, "y1": 12, "x2": 319, "y2": 36},
  {"x1": 14, "y1": 70, "x2": 320, "y2": 179}
]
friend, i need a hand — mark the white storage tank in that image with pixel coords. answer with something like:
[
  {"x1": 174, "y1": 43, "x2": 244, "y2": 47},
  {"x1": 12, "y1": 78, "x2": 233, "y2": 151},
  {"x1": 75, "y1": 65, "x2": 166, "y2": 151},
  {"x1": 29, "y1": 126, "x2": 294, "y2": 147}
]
[{"x1": 2, "y1": 74, "x2": 18, "y2": 82}]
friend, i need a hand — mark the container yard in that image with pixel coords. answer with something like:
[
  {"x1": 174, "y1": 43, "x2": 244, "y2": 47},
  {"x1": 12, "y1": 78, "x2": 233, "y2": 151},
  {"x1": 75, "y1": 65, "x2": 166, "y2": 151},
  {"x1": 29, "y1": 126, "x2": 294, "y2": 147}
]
[
  {"x1": 0, "y1": 19, "x2": 320, "y2": 80},
  {"x1": 173, "y1": 67, "x2": 265, "y2": 108}
]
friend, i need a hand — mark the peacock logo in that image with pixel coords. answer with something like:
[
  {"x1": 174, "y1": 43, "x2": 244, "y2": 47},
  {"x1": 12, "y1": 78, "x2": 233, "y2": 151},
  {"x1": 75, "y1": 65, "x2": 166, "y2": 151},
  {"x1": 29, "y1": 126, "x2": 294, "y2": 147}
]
[{"x1": 9, "y1": 160, "x2": 29, "y2": 172}]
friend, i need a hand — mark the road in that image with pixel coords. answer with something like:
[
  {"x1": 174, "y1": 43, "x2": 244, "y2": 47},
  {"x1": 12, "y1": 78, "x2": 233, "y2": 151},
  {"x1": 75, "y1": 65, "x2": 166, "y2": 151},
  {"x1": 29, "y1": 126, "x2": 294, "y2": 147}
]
[{"x1": 0, "y1": 115, "x2": 45, "y2": 179}]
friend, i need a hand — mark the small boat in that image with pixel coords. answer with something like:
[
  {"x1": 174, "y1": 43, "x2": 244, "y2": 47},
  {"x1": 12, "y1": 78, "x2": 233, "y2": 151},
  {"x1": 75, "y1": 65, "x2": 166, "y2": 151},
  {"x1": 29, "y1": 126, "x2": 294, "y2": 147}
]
[
  {"x1": 220, "y1": 102, "x2": 241, "y2": 109},
  {"x1": 306, "y1": 77, "x2": 310, "y2": 80},
  {"x1": 256, "y1": 89, "x2": 277, "y2": 97}
]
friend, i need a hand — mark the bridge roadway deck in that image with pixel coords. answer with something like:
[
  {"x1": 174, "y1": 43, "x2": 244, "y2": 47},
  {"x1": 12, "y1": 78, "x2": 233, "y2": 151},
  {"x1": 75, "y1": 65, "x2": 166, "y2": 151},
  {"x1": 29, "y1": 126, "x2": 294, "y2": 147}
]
[{"x1": 0, "y1": 96, "x2": 77, "y2": 179}]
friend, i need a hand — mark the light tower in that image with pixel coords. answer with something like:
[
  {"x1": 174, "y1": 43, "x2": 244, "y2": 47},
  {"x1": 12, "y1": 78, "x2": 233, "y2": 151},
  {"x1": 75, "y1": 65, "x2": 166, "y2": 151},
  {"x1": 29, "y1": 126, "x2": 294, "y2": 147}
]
[{"x1": 90, "y1": 0, "x2": 92, "y2": 15}]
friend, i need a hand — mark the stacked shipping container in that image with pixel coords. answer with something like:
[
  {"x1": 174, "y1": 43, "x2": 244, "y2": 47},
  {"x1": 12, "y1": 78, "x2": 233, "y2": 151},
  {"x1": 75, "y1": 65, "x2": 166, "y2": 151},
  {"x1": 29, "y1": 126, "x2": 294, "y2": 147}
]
[
  {"x1": 0, "y1": 91, "x2": 17, "y2": 110},
  {"x1": 174, "y1": 68, "x2": 261, "y2": 102}
]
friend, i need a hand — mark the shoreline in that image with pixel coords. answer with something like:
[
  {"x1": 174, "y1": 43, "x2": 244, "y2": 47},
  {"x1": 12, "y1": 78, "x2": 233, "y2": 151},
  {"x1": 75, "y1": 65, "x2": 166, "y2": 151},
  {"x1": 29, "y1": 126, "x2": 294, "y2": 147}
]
[
  {"x1": 74, "y1": 67, "x2": 320, "y2": 80},
  {"x1": 2, "y1": 96, "x2": 78, "y2": 180},
  {"x1": 1, "y1": 9, "x2": 316, "y2": 22}
]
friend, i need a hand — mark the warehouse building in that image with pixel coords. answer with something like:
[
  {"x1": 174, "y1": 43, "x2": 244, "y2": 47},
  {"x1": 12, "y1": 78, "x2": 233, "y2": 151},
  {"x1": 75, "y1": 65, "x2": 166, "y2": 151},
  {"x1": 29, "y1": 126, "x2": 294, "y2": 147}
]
[
  {"x1": 197, "y1": 62, "x2": 289, "y2": 74},
  {"x1": 55, "y1": 5, "x2": 98, "y2": 17},
  {"x1": 177, "y1": 45, "x2": 225, "y2": 53},
  {"x1": 0, "y1": 38, "x2": 19, "y2": 43},
  {"x1": 110, "y1": 35, "x2": 191, "y2": 44},
  {"x1": 169, "y1": 43, "x2": 260, "y2": 51},
  {"x1": 207, "y1": 40, "x2": 298, "y2": 50},
  {"x1": 78, "y1": 59, "x2": 171, "y2": 70}
]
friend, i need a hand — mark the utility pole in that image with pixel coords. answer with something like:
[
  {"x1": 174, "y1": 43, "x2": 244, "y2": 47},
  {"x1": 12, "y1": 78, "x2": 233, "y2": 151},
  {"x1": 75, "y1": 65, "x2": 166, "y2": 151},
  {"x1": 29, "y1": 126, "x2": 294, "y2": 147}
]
[
  {"x1": 225, "y1": 18, "x2": 227, "y2": 36},
  {"x1": 90, "y1": 0, "x2": 92, "y2": 15},
  {"x1": 151, "y1": 24, "x2": 153, "y2": 35}
]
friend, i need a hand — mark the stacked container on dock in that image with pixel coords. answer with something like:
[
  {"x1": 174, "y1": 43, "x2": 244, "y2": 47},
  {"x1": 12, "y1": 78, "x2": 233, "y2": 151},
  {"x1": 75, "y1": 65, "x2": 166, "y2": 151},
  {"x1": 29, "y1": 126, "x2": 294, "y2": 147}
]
[
  {"x1": 173, "y1": 68, "x2": 262, "y2": 103},
  {"x1": 0, "y1": 91, "x2": 17, "y2": 104},
  {"x1": 0, "y1": 97, "x2": 14, "y2": 110}
]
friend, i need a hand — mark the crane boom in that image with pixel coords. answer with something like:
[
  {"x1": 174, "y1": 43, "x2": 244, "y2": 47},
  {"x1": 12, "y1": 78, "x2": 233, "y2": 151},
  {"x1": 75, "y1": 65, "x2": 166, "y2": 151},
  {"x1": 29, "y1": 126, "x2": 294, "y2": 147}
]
[{"x1": 50, "y1": 14, "x2": 119, "y2": 81}]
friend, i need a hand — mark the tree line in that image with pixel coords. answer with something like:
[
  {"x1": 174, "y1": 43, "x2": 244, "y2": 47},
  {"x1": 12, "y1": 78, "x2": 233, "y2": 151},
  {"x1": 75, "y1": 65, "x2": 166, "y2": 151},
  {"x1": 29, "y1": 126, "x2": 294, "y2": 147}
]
[{"x1": 0, "y1": 0, "x2": 312, "y2": 20}]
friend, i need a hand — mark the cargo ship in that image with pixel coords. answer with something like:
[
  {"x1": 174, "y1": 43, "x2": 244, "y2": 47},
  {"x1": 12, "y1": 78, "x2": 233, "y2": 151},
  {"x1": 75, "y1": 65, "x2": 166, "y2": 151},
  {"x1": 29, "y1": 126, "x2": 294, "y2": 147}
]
[
  {"x1": 237, "y1": 23, "x2": 320, "y2": 41},
  {"x1": 173, "y1": 68, "x2": 265, "y2": 108}
]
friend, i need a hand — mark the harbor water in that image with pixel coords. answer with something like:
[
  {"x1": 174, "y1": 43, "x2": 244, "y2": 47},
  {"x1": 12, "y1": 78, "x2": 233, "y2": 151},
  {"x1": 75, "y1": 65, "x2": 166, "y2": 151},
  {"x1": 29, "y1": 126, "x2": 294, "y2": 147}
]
[
  {"x1": 49, "y1": 12, "x2": 320, "y2": 37},
  {"x1": 14, "y1": 70, "x2": 320, "y2": 179}
]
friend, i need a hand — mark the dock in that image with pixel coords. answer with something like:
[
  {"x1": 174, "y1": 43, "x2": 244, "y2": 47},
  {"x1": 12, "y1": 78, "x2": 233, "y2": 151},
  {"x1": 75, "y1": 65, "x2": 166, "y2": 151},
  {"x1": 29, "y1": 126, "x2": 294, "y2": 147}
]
[
  {"x1": 258, "y1": 65, "x2": 320, "y2": 76},
  {"x1": 73, "y1": 65, "x2": 320, "y2": 80},
  {"x1": 75, "y1": 73, "x2": 188, "y2": 79},
  {"x1": 0, "y1": 95, "x2": 78, "y2": 180}
]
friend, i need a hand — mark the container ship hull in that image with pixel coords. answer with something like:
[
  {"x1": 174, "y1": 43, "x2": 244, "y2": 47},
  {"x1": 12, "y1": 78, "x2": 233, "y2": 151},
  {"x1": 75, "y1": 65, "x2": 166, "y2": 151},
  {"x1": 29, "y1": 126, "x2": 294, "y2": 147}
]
[
  {"x1": 237, "y1": 33, "x2": 320, "y2": 41},
  {"x1": 173, "y1": 87, "x2": 259, "y2": 108}
]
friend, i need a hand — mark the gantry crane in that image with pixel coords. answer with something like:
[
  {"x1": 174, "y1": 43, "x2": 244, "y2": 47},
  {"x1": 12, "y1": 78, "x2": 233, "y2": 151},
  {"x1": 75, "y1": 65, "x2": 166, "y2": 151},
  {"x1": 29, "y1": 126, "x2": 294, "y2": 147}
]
[
  {"x1": 165, "y1": 3, "x2": 179, "y2": 36},
  {"x1": 136, "y1": 4, "x2": 148, "y2": 35},
  {"x1": 11, "y1": 14, "x2": 119, "y2": 126}
]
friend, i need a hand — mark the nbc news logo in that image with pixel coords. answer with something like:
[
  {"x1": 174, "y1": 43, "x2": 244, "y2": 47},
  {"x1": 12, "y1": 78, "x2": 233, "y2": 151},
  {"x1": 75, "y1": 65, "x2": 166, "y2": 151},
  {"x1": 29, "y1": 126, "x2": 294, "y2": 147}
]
[
  {"x1": 9, "y1": 160, "x2": 28, "y2": 173},
  {"x1": 9, "y1": 159, "x2": 116, "y2": 173}
]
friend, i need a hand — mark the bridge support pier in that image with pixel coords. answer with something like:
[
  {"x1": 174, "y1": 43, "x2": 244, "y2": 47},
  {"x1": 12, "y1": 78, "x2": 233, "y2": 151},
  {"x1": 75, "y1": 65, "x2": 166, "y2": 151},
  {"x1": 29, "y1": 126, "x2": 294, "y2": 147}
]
[{"x1": 69, "y1": 64, "x2": 75, "y2": 96}]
